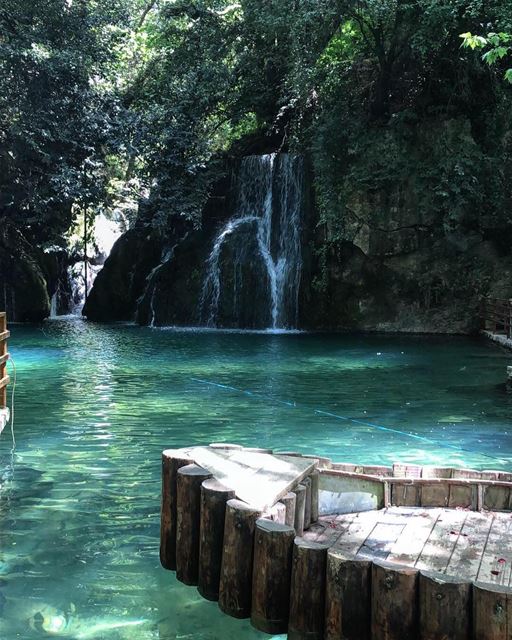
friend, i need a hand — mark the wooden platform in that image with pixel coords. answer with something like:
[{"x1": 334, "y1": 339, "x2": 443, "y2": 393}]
[
  {"x1": 304, "y1": 506, "x2": 512, "y2": 587},
  {"x1": 161, "y1": 444, "x2": 512, "y2": 639}
]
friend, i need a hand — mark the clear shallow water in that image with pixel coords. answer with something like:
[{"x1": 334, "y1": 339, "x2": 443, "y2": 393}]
[{"x1": 1, "y1": 319, "x2": 512, "y2": 639}]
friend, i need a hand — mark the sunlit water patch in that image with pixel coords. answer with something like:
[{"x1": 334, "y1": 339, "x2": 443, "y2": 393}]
[{"x1": 1, "y1": 320, "x2": 512, "y2": 638}]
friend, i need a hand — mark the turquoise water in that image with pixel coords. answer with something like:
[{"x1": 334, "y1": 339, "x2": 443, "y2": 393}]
[{"x1": 1, "y1": 319, "x2": 512, "y2": 639}]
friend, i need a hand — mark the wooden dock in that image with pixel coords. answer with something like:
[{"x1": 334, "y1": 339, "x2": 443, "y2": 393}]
[{"x1": 160, "y1": 445, "x2": 512, "y2": 640}]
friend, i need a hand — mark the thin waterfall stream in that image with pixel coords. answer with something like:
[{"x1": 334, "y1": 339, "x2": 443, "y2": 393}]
[{"x1": 200, "y1": 153, "x2": 304, "y2": 329}]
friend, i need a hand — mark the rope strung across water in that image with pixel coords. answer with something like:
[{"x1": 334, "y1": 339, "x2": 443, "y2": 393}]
[{"x1": 191, "y1": 377, "x2": 507, "y2": 466}]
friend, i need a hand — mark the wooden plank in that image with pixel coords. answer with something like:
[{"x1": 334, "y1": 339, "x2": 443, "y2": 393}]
[
  {"x1": 448, "y1": 482, "x2": 476, "y2": 509},
  {"x1": 421, "y1": 466, "x2": 453, "y2": 479},
  {"x1": 357, "y1": 522, "x2": 405, "y2": 561},
  {"x1": 0, "y1": 330, "x2": 10, "y2": 341},
  {"x1": 0, "y1": 353, "x2": 9, "y2": 366},
  {"x1": 331, "y1": 511, "x2": 381, "y2": 557},
  {"x1": 477, "y1": 514, "x2": 512, "y2": 587},
  {"x1": 362, "y1": 465, "x2": 393, "y2": 476},
  {"x1": 420, "y1": 482, "x2": 450, "y2": 507},
  {"x1": 393, "y1": 463, "x2": 422, "y2": 478},
  {"x1": 446, "y1": 511, "x2": 494, "y2": 581},
  {"x1": 189, "y1": 447, "x2": 317, "y2": 511},
  {"x1": 306, "y1": 513, "x2": 355, "y2": 547},
  {"x1": 391, "y1": 482, "x2": 421, "y2": 507},
  {"x1": 0, "y1": 375, "x2": 10, "y2": 389},
  {"x1": 415, "y1": 509, "x2": 468, "y2": 573},
  {"x1": 485, "y1": 485, "x2": 512, "y2": 511},
  {"x1": 387, "y1": 509, "x2": 440, "y2": 567}
]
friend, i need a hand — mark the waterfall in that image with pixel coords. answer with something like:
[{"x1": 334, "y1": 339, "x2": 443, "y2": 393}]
[
  {"x1": 200, "y1": 153, "x2": 304, "y2": 329},
  {"x1": 50, "y1": 292, "x2": 58, "y2": 318}
]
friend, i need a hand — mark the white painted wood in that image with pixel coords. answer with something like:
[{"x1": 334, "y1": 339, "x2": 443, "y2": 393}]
[{"x1": 188, "y1": 446, "x2": 317, "y2": 511}]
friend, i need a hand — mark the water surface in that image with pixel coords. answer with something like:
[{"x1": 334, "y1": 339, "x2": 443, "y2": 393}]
[{"x1": 1, "y1": 320, "x2": 512, "y2": 639}]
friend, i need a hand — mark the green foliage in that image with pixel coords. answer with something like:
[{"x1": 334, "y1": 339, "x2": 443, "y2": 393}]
[
  {"x1": 461, "y1": 31, "x2": 512, "y2": 83},
  {"x1": 2, "y1": 0, "x2": 512, "y2": 257},
  {"x1": 0, "y1": 0, "x2": 141, "y2": 242}
]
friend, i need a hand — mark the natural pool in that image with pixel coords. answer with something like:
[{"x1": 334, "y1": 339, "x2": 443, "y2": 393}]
[{"x1": 1, "y1": 319, "x2": 512, "y2": 639}]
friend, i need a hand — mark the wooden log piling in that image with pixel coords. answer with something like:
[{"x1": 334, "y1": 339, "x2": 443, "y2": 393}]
[
  {"x1": 303, "y1": 477, "x2": 312, "y2": 529},
  {"x1": 293, "y1": 483, "x2": 306, "y2": 536},
  {"x1": 176, "y1": 463, "x2": 212, "y2": 585},
  {"x1": 371, "y1": 560, "x2": 419, "y2": 640},
  {"x1": 161, "y1": 444, "x2": 512, "y2": 639},
  {"x1": 310, "y1": 469, "x2": 319, "y2": 522},
  {"x1": 288, "y1": 539, "x2": 328, "y2": 640},
  {"x1": 198, "y1": 478, "x2": 235, "y2": 601},
  {"x1": 419, "y1": 571, "x2": 471, "y2": 640},
  {"x1": 251, "y1": 518, "x2": 295, "y2": 634},
  {"x1": 160, "y1": 449, "x2": 191, "y2": 570},
  {"x1": 281, "y1": 491, "x2": 297, "y2": 527},
  {"x1": 473, "y1": 582, "x2": 511, "y2": 640},
  {"x1": 325, "y1": 551, "x2": 371, "y2": 640},
  {"x1": 218, "y1": 499, "x2": 262, "y2": 618}
]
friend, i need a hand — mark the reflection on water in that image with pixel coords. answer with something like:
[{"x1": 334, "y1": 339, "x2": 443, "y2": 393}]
[{"x1": 1, "y1": 319, "x2": 511, "y2": 638}]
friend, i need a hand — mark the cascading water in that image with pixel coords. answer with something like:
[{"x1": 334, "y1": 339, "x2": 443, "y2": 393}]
[{"x1": 200, "y1": 154, "x2": 304, "y2": 329}]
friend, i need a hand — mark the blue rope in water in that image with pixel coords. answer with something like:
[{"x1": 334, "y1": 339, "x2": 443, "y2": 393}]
[{"x1": 191, "y1": 377, "x2": 507, "y2": 465}]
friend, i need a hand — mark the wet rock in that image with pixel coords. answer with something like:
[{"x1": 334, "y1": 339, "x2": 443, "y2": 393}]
[
  {"x1": 0, "y1": 220, "x2": 50, "y2": 322},
  {"x1": 83, "y1": 227, "x2": 163, "y2": 322}
]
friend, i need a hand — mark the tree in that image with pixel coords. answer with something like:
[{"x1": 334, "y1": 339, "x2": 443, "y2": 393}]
[{"x1": 461, "y1": 32, "x2": 512, "y2": 83}]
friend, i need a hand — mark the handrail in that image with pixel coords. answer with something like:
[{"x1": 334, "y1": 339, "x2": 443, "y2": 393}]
[
  {"x1": 481, "y1": 297, "x2": 512, "y2": 339},
  {"x1": 0, "y1": 313, "x2": 9, "y2": 409}
]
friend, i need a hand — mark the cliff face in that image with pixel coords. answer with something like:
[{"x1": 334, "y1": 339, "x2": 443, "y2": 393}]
[
  {"x1": 0, "y1": 221, "x2": 51, "y2": 322},
  {"x1": 81, "y1": 116, "x2": 512, "y2": 333},
  {"x1": 303, "y1": 117, "x2": 512, "y2": 333}
]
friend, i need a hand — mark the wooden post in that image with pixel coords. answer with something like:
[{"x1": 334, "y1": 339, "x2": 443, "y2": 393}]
[
  {"x1": 303, "y1": 477, "x2": 312, "y2": 529},
  {"x1": 419, "y1": 571, "x2": 471, "y2": 640},
  {"x1": 293, "y1": 484, "x2": 306, "y2": 536},
  {"x1": 160, "y1": 449, "x2": 191, "y2": 570},
  {"x1": 251, "y1": 519, "x2": 295, "y2": 634},
  {"x1": 371, "y1": 560, "x2": 419, "y2": 640},
  {"x1": 288, "y1": 539, "x2": 328, "y2": 640},
  {"x1": 473, "y1": 583, "x2": 511, "y2": 640},
  {"x1": 219, "y1": 499, "x2": 262, "y2": 618},
  {"x1": 176, "y1": 463, "x2": 212, "y2": 585},
  {"x1": 310, "y1": 470, "x2": 319, "y2": 523},
  {"x1": 281, "y1": 492, "x2": 297, "y2": 527},
  {"x1": 325, "y1": 551, "x2": 371, "y2": 640},
  {"x1": 264, "y1": 501, "x2": 286, "y2": 524},
  {"x1": 198, "y1": 478, "x2": 235, "y2": 601}
]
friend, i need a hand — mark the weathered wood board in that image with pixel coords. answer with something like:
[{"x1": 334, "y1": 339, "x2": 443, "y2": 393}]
[
  {"x1": 188, "y1": 446, "x2": 317, "y2": 511},
  {"x1": 303, "y1": 507, "x2": 512, "y2": 586}
]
